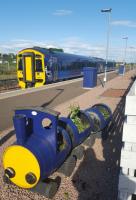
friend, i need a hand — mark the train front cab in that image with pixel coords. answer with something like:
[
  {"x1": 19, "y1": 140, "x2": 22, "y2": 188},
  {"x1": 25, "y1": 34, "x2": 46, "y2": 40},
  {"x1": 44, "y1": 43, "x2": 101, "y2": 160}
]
[{"x1": 17, "y1": 49, "x2": 46, "y2": 88}]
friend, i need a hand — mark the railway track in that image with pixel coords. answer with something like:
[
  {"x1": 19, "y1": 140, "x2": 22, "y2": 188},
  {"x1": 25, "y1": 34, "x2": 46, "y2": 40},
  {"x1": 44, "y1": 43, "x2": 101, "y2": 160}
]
[
  {"x1": 0, "y1": 69, "x2": 128, "y2": 94},
  {"x1": 0, "y1": 78, "x2": 19, "y2": 92},
  {"x1": 0, "y1": 71, "x2": 115, "y2": 93}
]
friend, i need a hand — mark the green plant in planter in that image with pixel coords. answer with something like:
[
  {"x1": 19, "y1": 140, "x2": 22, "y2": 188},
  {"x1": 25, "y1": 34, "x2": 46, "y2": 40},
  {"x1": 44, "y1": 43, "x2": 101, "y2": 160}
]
[
  {"x1": 69, "y1": 104, "x2": 90, "y2": 133},
  {"x1": 98, "y1": 105, "x2": 110, "y2": 119}
]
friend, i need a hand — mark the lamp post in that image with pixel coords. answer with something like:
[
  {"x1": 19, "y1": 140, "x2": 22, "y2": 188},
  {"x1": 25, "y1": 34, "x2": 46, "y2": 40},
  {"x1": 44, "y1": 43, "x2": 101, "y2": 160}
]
[
  {"x1": 122, "y1": 37, "x2": 128, "y2": 65},
  {"x1": 101, "y1": 8, "x2": 112, "y2": 85}
]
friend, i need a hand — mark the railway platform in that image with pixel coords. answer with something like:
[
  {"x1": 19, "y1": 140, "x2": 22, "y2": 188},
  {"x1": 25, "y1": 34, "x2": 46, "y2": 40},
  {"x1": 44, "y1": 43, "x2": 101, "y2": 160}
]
[
  {"x1": 0, "y1": 71, "x2": 117, "y2": 131},
  {"x1": 0, "y1": 69, "x2": 136, "y2": 200}
]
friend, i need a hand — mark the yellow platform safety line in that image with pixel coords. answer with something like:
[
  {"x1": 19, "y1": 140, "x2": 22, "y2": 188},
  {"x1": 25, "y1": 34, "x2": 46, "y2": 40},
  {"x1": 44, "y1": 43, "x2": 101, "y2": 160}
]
[
  {"x1": 3, "y1": 145, "x2": 40, "y2": 188},
  {"x1": 17, "y1": 48, "x2": 46, "y2": 89}
]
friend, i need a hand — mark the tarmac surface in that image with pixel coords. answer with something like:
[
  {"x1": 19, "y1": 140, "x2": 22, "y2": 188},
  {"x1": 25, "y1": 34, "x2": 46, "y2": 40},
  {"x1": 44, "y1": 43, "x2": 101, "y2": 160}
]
[{"x1": 0, "y1": 71, "x2": 117, "y2": 131}]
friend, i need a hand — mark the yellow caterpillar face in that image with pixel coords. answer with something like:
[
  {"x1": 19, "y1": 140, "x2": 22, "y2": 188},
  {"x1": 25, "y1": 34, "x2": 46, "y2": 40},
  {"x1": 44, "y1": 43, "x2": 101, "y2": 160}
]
[{"x1": 3, "y1": 145, "x2": 40, "y2": 188}]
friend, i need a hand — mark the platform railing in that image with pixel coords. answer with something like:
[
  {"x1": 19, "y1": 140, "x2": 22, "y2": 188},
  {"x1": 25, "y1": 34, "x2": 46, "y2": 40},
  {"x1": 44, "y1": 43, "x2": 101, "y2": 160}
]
[{"x1": 118, "y1": 79, "x2": 136, "y2": 200}]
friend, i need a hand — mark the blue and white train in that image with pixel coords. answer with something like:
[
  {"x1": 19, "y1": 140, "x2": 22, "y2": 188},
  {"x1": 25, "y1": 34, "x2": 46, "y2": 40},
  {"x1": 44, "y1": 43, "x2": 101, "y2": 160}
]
[{"x1": 17, "y1": 47, "x2": 115, "y2": 88}]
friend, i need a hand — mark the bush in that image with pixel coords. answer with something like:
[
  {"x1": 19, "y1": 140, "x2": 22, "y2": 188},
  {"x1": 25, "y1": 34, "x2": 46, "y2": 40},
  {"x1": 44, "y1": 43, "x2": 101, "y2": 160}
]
[{"x1": 69, "y1": 105, "x2": 90, "y2": 133}]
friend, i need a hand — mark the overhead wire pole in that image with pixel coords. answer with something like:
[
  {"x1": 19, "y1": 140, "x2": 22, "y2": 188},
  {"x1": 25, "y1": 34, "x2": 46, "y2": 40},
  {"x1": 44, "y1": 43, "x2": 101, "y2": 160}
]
[{"x1": 101, "y1": 8, "x2": 112, "y2": 85}]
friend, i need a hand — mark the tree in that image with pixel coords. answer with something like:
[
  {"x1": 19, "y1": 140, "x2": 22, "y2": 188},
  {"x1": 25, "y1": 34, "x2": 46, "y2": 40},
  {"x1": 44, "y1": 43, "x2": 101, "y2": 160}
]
[{"x1": 49, "y1": 48, "x2": 64, "y2": 52}]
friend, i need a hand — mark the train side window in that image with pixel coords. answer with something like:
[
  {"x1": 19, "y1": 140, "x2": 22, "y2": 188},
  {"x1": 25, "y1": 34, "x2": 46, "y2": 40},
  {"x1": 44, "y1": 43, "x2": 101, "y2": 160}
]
[
  {"x1": 36, "y1": 59, "x2": 43, "y2": 72},
  {"x1": 35, "y1": 54, "x2": 41, "y2": 58},
  {"x1": 18, "y1": 59, "x2": 23, "y2": 70}
]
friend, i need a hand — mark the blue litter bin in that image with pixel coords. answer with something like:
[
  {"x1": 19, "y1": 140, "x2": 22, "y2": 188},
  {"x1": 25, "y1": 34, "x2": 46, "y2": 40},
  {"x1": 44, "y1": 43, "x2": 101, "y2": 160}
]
[
  {"x1": 118, "y1": 65, "x2": 125, "y2": 75},
  {"x1": 83, "y1": 67, "x2": 97, "y2": 88}
]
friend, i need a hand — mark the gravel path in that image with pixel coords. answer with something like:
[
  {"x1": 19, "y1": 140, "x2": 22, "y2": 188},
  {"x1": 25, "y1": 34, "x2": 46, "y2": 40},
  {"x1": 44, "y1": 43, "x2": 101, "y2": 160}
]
[{"x1": 0, "y1": 70, "x2": 135, "y2": 200}]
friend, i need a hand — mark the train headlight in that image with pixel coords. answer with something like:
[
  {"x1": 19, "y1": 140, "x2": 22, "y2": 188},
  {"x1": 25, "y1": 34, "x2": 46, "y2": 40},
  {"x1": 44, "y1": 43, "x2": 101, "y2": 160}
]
[{"x1": 3, "y1": 145, "x2": 40, "y2": 188}]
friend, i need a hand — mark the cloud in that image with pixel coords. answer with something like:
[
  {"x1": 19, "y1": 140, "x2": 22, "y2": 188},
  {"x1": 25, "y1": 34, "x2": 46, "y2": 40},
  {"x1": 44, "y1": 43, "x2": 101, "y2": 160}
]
[
  {"x1": 0, "y1": 38, "x2": 107, "y2": 60},
  {"x1": 0, "y1": 38, "x2": 135, "y2": 62},
  {"x1": 112, "y1": 20, "x2": 136, "y2": 28},
  {"x1": 53, "y1": 9, "x2": 72, "y2": 16},
  {"x1": 0, "y1": 39, "x2": 60, "y2": 52},
  {"x1": 61, "y1": 37, "x2": 106, "y2": 58}
]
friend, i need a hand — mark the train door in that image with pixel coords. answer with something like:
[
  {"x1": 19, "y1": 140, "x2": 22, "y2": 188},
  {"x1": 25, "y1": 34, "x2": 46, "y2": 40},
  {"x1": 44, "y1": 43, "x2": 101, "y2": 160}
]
[
  {"x1": 25, "y1": 57, "x2": 33, "y2": 81},
  {"x1": 49, "y1": 56, "x2": 58, "y2": 81},
  {"x1": 53, "y1": 63, "x2": 58, "y2": 81},
  {"x1": 22, "y1": 53, "x2": 35, "y2": 85}
]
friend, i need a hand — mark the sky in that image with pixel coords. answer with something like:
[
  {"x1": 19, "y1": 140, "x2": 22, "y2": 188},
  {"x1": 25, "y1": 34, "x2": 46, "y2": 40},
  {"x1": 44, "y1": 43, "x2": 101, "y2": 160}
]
[{"x1": 0, "y1": 0, "x2": 136, "y2": 62}]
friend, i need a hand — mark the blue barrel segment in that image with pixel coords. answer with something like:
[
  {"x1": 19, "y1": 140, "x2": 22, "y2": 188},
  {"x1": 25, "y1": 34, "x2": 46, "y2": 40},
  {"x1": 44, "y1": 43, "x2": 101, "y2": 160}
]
[
  {"x1": 85, "y1": 103, "x2": 112, "y2": 133},
  {"x1": 118, "y1": 65, "x2": 125, "y2": 75},
  {"x1": 3, "y1": 104, "x2": 112, "y2": 198},
  {"x1": 83, "y1": 67, "x2": 97, "y2": 88}
]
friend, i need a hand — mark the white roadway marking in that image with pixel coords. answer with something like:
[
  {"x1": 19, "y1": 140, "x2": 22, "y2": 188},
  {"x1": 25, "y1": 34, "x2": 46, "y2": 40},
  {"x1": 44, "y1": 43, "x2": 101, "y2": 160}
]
[{"x1": 0, "y1": 70, "x2": 116, "y2": 100}]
